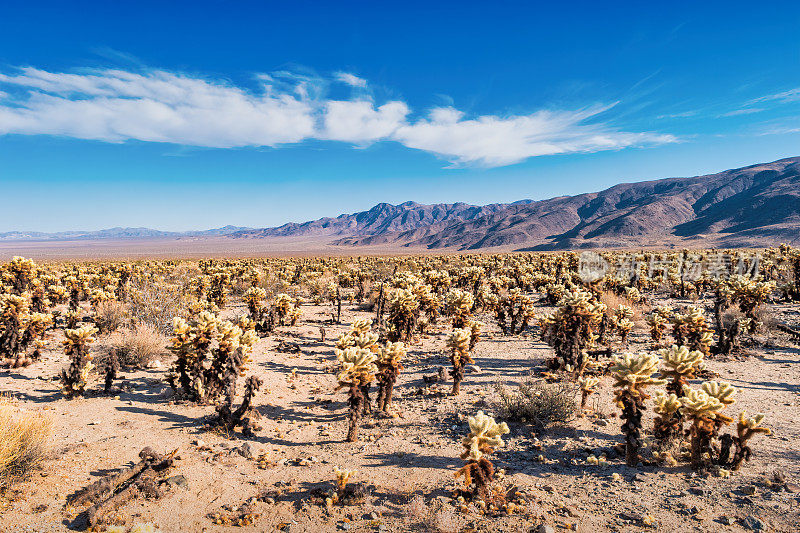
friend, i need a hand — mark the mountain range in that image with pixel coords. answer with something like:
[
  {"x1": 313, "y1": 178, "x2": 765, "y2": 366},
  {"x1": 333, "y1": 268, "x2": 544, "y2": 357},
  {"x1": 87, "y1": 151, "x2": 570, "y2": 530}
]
[{"x1": 3, "y1": 157, "x2": 798, "y2": 250}]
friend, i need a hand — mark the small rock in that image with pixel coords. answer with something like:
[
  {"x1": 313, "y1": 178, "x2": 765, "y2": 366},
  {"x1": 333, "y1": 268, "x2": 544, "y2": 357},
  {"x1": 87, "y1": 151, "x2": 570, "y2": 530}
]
[
  {"x1": 740, "y1": 485, "x2": 757, "y2": 495},
  {"x1": 164, "y1": 474, "x2": 189, "y2": 490},
  {"x1": 465, "y1": 365, "x2": 481, "y2": 374},
  {"x1": 147, "y1": 360, "x2": 163, "y2": 369},
  {"x1": 741, "y1": 515, "x2": 765, "y2": 531},
  {"x1": 236, "y1": 443, "x2": 253, "y2": 459},
  {"x1": 595, "y1": 419, "x2": 610, "y2": 427},
  {"x1": 718, "y1": 516, "x2": 735, "y2": 526},
  {"x1": 785, "y1": 483, "x2": 800, "y2": 494},
  {"x1": 530, "y1": 525, "x2": 555, "y2": 533},
  {"x1": 337, "y1": 523, "x2": 352, "y2": 531}
]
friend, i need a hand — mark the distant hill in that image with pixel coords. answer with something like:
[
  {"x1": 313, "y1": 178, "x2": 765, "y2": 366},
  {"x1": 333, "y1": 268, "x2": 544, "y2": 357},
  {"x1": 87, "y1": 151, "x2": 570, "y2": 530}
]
[
  {"x1": 333, "y1": 157, "x2": 800, "y2": 250},
  {"x1": 0, "y1": 225, "x2": 251, "y2": 242},
  {"x1": 4, "y1": 157, "x2": 798, "y2": 250}
]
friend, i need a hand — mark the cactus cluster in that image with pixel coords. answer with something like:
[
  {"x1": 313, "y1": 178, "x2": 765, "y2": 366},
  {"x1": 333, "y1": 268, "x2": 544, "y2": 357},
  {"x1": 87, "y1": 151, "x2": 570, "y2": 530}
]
[
  {"x1": 61, "y1": 325, "x2": 99, "y2": 398},
  {"x1": 610, "y1": 352, "x2": 666, "y2": 465},
  {"x1": 455, "y1": 411, "x2": 510, "y2": 504},
  {"x1": 335, "y1": 347, "x2": 378, "y2": 442},
  {"x1": 539, "y1": 289, "x2": 606, "y2": 374}
]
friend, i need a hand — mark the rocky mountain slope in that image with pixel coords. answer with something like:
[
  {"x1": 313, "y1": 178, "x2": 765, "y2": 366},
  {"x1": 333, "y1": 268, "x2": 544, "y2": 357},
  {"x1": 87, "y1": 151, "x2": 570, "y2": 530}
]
[
  {"x1": 334, "y1": 157, "x2": 800, "y2": 250},
  {"x1": 229, "y1": 200, "x2": 531, "y2": 239}
]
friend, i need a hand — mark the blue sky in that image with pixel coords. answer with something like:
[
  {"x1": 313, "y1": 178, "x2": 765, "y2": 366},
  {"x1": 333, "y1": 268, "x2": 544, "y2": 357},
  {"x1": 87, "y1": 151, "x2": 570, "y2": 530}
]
[{"x1": 1, "y1": 1, "x2": 799, "y2": 232}]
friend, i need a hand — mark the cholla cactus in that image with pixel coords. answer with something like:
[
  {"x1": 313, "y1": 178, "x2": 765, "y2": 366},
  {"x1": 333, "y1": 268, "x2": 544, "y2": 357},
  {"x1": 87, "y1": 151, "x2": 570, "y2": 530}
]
[
  {"x1": 445, "y1": 289, "x2": 474, "y2": 329},
  {"x1": 486, "y1": 288, "x2": 536, "y2": 335},
  {"x1": 577, "y1": 376, "x2": 600, "y2": 412},
  {"x1": 455, "y1": 411, "x2": 509, "y2": 503},
  {"x1": 335, "y1": 319, "x2": 379, "y2": 415},
  {"x1": 624, "y1": 286, "x2": 643, "y2": 303},
  {"x1": 3, "y1": 256, "x2": 36, "y2": 294},
  {"x1": 539, "y1": 289, "x2": 606, "y2": 375},
  {"x1": 386, "y1": 288, "x2": 418, "y2": 342},
  {"x1": 680, "y1": 383, "x2": 735, "y2": 469},
  {"x1": 207, "y1": 269, "x2": 231, "y2": 308},
  {"x1": 611, "y1": 352, "x2": 666, "y2": 466},
  {"x1": 447, "y1": 328, "x2": 474, "y2": 395},
  {"x1": 659, "y1": 345, "x2": 704, "y2": 397},
  {"x1": 64, "y1": 275, "x2": 85, "y2": 311},
  {"x1": 336, "y1": 319, "x2": 379, "y2": 352},
  {"x1": 646, "y1": 306, "x2": 672, "y2": 342},
  {"x1": 670, "y1": 308, "x2": 713, "y2": 356},
  {"x1": 0, "y1": 294, "x2": 51, "y2": 367},
  {"x1": 727, "y1": 275, "x2": 775, "y2": 332},
  {"x1": 611, "y1": 305, "x2": 635, "y2": 344},
  {"x1": 166, "y1": 311, "x2": 258, "y2": 405},
  {"x1": 413, "y1": 284, "x2": 440, "y2": 332},
  {"x1": 243, "y1": 287, "x2": 273, "y2": 335},
  {"x1": 61, "y1": 325, "x2": 99, "y2": 398},
  {"x1": 722, "y1": 412, "x2": 771, "y2": 470},
  {"x1": 0, "y1": 294, "x2": 28, "y2": 362},
  {"x1": 376, "y1": 341, "x2": 405, "y2": 412},
  {"x1": 702, "y1": 380, "x2": 736, "y2": 407},
  {"x1": 653, "y1": 391, "x2": 683, "y2": 445},
  {"x1": 333, "y1": 466, "x2": 357, "y2": 500},
  {"x1": 335, "y1": 347, "x2": 378, "y2": 442},
  {"x1": 273, "y1": 293, "x2": 302, "y2": 326}
]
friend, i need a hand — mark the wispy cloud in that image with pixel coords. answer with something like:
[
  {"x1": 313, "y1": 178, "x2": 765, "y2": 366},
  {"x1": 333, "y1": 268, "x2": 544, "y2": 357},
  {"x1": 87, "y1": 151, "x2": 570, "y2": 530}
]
[
  {"x1": 753, "y1": 87, "x2": 800, "y2": 104},
  {"x1": 718, "y1": 107, "x2": 765, "y2": 117},
  {"x1": 394, "y1": 105, "x2": 676, "y2": 167},
  {"x1": 655, "y1": 110, "x2": 699, "y2": 120},
  {"x1": 0, "y1": 65, "x2": 677, "y2": 167},
  {"x1": 334, "y1": 72, "x2": 367, "y2": 88}
]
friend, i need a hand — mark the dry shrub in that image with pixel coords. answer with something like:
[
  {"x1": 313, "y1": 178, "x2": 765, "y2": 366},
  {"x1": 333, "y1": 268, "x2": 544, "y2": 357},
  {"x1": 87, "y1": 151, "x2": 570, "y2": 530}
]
[
  {"x1": 0, "y1": 399, "x2": 51, "y2": 487},
  {"x1": 405, "y1": 494, "x2": 465, "y2": 533},
  {"x1": 94, "y1": 300, "x2": 129, "y2": 333},
  {"x1": 108, "y1": 324, "x2": 167, "y2": 368},
  {"x1": 127, "y1": 278, "x2": 186, "y2": 334},
  {"x1": 599, "y1": 291, "x2": 648, "y2": 328},
  {"x1": 494, "y1": 378, "x2": 576, "y2": 427}
]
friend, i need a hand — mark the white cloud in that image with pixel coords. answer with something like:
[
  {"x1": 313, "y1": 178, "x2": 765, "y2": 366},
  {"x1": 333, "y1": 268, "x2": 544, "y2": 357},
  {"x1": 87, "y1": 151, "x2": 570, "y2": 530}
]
[
  {"x1": 334, "y1": 72, "x2": 367, "y2": 88},
  {"x1": 322, "y1": 100, "x2": 408, "y2": 143},
  {"x1": 0, "y1": 68, "x2": 315, "y2": 147},
  {"x1": 0, "y1": 65, "x2": 676, "y2": 167},
  {"x1": 393, "y1": 106, "x2": 676, "y2": 166}
]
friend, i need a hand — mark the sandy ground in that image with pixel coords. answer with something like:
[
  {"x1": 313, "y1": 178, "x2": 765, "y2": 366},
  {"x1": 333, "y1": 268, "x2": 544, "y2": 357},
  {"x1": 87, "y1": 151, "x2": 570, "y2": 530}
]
[
  {"x1": 2, "y1": 297, "x2": 799, "y2": 533},
  {"x1": 0, "y1": 238, "x2": 429, "y2": 261}
]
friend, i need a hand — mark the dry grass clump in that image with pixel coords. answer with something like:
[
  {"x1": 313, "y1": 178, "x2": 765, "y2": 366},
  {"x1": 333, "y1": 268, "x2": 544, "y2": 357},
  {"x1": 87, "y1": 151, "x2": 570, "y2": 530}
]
[
  {"x1": 406, "y1": 494, "x2": 465, "y2": 533},
  {"x1": 108, "y1": 324, "x2": 167, "y2": 368},
  {"x1": 494, "y1": 378, "x2": 576, "y2": 427},
  {"x1": 599, "y1": 291, "x2": 647, "y2": 328},
  {"x1": 94, "y1": 300, "x2": 129, "y2": 333},
  {"x1": 0, "y1": 399, "x2": 51, "y2": 487}
]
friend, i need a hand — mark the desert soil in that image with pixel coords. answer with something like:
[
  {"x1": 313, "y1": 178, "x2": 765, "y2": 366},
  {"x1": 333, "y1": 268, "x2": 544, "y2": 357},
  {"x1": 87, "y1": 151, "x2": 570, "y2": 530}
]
[{"x1": 2, "y1": 297, "x2": 799, "y2": 533}]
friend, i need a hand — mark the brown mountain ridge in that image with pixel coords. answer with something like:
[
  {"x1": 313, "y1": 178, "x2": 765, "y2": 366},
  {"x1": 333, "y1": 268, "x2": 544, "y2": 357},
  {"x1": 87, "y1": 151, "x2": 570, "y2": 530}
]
[{"x1": 331, "y1": 156, "x2": 800, "y2": 250}]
